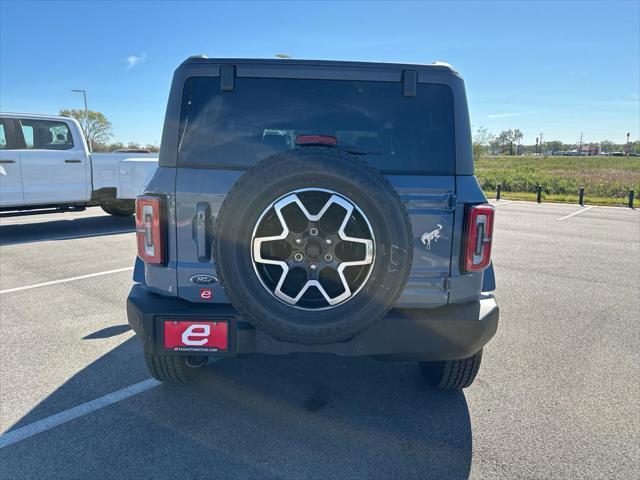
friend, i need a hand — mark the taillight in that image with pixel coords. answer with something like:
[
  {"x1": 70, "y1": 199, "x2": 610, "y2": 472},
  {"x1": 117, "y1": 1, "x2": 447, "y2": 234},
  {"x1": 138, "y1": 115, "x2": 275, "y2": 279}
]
[
  {"x1": 463, "y1": 204, "x2": 494, "y2": 272},
  {"x1": 136, "y1": 195, "x2": 164, "y2": 265}
]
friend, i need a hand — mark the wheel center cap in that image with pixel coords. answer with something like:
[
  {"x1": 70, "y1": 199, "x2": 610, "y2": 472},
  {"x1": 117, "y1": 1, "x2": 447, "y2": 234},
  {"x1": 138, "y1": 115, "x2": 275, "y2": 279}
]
[{"x1": 305, "y1": 239, "x2": 322, "y2": 259}]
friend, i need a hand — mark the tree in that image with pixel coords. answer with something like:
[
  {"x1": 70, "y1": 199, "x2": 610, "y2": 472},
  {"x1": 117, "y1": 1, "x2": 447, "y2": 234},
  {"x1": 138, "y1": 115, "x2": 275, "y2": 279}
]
[
  {"x1": 495, "y1": 129, "x2": 524, "y2": 155},
  {"x1": 59, "y1": 109, "x2": 113, "y2": 149},
  {"x1": 545, "y1": 140, "x2": 564, "y2": 154},
  {"x1": 472, "y1": 126, "x2": 494, "y2": 161},
  {"x1": 496, "y1": 129, "x2": 515, "y2": 155},
  {"x1": 600, "y1": 140, "x2": 615, "y2": 153},
  {"x1": 513, "y1": 129, "x2": 523, "y2": 154}
]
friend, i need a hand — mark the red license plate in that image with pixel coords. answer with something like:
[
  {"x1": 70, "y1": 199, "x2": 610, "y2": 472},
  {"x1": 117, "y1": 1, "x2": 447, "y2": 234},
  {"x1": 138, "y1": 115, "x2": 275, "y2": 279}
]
[{"x1": 164, "y1": 320, "x2": 228, "y2": 352}]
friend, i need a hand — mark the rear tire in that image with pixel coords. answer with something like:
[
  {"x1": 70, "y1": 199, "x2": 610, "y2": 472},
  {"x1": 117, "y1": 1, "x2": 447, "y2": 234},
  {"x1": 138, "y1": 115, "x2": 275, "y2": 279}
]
[
  {"x1": 100, "y1": 204, "x2": 113, "y2": 215},
  {"x1": 143, "y1": 348, "x2": 204, "y2": 384},
  {"x1": 419, "y1": 350, "x2": 483, "y2": 390},
  {"x1": 101, "y1": 200, "x2": 135, "y2": 217}
]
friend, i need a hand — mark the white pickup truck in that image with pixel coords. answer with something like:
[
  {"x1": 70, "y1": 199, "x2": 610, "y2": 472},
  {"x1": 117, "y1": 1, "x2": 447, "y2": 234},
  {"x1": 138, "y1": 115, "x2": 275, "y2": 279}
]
[{"x1": 0, "y1": 112, "x2": 158, "y2": 216}]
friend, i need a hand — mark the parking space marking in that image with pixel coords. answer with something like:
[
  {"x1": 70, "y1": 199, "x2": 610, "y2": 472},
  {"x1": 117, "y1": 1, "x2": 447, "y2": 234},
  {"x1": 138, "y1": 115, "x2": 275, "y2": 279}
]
[
  {"x1": 1, "y1": 229, "x2": 135, "y2": 246},
  {"x1": 0, "y1": 267, "x2": 134, "y2": 294},
  {"x1": 557, "y1": 206, "x2": 596, "y2": 221},
  {"x1": 0, "y1": 379, "x2": 160, "y2": 449},
  {"x1": 0, "y1": 213, "x2": 101, "y2": 225}
]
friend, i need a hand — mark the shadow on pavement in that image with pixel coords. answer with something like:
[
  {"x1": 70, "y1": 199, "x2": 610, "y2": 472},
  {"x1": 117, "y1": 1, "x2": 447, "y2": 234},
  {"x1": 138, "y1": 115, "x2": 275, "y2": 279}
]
[
  {"x1": 0, "y1": 215, "x2": 135, "y2": 246},
  {"x1": 82, "y1": 324, "x2": 132, "y2": 339},
  {"x1": 3, "y1": 338, "x2": 473, "y2": 480}
]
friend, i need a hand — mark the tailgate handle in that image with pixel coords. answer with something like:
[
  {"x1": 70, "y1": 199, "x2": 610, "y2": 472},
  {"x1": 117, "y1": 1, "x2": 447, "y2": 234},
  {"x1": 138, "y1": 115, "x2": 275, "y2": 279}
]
[{"x1": 195, "y1": 202, "x2": 212, "y2": 262}]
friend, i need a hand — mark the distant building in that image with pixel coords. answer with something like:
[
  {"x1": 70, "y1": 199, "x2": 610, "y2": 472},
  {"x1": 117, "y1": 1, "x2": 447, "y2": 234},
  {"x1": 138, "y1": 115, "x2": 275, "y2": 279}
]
[{"x1": 577, "y1": 144, "x2": 600, "y2": 156}]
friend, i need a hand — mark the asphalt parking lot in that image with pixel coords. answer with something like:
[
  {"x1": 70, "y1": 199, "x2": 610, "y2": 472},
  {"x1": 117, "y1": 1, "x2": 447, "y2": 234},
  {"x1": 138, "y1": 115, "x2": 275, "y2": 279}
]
[{"x1": 0, "y1": 201, "x2": 638, "y2": 479}]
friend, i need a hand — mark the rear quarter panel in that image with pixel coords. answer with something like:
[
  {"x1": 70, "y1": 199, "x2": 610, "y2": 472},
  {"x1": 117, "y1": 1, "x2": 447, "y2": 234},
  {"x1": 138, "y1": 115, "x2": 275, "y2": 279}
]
[
  {"x1": 141, "y1": 166, "x2": 178, "y2": 296},
  {"x1": 448, "y1": 175, "x2": 489, "y2": 302}
]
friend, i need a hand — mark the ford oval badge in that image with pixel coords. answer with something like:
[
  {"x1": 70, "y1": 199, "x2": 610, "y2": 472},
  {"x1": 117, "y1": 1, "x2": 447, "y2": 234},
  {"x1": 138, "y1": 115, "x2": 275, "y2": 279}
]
[{"x1": 189, "y1": 274, "x2": 219, "y2": 286}]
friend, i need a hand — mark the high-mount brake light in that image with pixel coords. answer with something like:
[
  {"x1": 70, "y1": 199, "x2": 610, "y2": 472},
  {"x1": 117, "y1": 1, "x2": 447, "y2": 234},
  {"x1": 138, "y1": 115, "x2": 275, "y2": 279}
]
[
  {"x1": 136, "y1": 196, "x2": 164, "y2": 264},
  {"x1": 463, "y1": 204, "x2": 495, "y2": 272},
  {"x1": 296, "y1": 134, "x2": 338, "y2": 146}
]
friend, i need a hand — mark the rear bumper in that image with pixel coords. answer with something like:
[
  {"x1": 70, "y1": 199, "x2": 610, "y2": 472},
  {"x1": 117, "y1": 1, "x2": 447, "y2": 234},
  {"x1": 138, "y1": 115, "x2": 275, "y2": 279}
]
[{"x1": 127, "y1": 284, "x2": 499, "y2": 361}]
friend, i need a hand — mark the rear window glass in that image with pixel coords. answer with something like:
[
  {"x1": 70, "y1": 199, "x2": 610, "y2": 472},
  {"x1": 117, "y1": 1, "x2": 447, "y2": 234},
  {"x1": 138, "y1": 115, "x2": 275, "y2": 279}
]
[{"x1": 178, "y1": 77, "x2": 455, "y2": 174}]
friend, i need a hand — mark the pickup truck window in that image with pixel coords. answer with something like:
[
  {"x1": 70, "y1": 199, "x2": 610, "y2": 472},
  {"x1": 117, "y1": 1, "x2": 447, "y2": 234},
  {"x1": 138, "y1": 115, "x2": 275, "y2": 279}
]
[
  {"x1": 18, "y1": 119, "x2": 74, "y2": 150},
  {"x1": 178, "y1": 76, "x2": 455, "y2": 174},
  {"x1": 0, "y1": 122, "x2": 6, "y2": 149}
]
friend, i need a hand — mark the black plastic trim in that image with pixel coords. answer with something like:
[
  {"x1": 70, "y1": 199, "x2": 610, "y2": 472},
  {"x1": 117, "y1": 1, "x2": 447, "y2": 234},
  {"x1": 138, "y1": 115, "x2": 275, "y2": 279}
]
[
  {"x1": 403, "y1": 70, "x2": 417, "y2": 96},
  {"x1": 220, "y1": 65, "x2": 235, "y2": 91},
  {"x1": 127, "y1": 284, "x2": 499, "y2": 361}
]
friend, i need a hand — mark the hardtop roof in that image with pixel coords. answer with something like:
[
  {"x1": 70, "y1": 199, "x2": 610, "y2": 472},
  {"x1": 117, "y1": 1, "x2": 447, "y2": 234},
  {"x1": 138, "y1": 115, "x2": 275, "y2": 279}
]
[{"x1": 180, "y1": 56, "x2": 458, "y2": 74}]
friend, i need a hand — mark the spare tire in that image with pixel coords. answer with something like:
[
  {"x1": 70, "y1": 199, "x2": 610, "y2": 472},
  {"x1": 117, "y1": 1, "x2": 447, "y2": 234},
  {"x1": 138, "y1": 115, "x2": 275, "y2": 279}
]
[{"x1": 215, "y1": 148, "x2": 413, "y2": 345}]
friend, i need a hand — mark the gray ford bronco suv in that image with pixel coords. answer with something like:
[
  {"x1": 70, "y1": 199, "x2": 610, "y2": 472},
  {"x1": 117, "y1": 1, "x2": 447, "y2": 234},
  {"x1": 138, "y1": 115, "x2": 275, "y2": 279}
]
[{"x1": 127, "y1": 57, "x2": 498, "y2": 390}]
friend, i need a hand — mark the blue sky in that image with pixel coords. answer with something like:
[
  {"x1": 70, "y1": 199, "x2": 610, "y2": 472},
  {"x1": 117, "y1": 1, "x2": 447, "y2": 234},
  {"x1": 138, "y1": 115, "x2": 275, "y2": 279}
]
[{"x1": 1, "y1": 0, "x2": 638, "y2": 145}]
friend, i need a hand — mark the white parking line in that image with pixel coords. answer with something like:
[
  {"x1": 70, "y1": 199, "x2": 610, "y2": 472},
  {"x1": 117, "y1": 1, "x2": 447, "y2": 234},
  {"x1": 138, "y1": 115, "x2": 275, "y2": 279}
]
[
  {"x1": 47, "y1": 229, "x2": 134, "y2": 241},
  {"x1": 2, "y1": 229, "x2": 136, "y2": 245},
  {"x1": 0, "y1": 213, "x2": 100, "y2": 225},
  {"x1": 0, "y1": 379, "x2": 160, "y2": 449},
  {"x1": 0, "y1": 267, "x2": 134, "y2": 294},
  {"x1": 557, "y1": 206, "x2": 596, "y2": 221}
]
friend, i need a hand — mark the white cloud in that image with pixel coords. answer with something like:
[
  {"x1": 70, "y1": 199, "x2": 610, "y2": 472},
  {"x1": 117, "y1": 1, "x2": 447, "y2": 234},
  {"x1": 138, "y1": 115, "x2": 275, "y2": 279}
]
[
  {"x1": 126, "y1": 53, "x2": 147, "y2": 69},
  {"x1": 487, "y1": 112, "x2": 519, "y2": 119}
]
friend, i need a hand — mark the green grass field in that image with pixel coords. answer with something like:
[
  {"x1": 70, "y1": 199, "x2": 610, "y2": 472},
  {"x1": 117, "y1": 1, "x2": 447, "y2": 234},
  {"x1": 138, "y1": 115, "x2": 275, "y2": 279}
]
[{"x1": 475, "y1": 156, "x2": 640, "y2": 206}]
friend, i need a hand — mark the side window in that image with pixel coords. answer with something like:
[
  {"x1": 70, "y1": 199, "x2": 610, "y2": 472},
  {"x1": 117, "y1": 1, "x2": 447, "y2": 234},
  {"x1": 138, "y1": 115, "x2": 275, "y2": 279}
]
[
  {"x1": 19, "y1": 119, "x2": 74, "y2": 150},
  {"x1": 0, "y1": 122, "x2": 6, "y2": 149},
  {"x1": 21, "y1": 124, "x2": 34, "y2": 148},
  {"x1": 0, "y1": 118, "x2": 18, "y2": 150}
]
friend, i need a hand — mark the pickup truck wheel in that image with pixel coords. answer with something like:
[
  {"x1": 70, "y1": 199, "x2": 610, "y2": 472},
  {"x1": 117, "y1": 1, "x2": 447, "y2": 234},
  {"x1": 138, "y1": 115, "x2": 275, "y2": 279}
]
[
  {"x1": 101, "y1": 200, "x2": 135, "y2": 217},
  {"x1": 143, "y1": 348, "x2": 203, "y2": 384},
  {"x1": 419, "y1": 350, "x2": 483, "y2": 390},
  {"x1": 215, "y1": 148, "x2": 413, "y2": 345}
]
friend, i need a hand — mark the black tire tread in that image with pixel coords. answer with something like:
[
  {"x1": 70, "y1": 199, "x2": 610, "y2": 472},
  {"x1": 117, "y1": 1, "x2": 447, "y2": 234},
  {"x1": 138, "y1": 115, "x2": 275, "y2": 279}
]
[
  {"x1": 143, "y1": 348, "x2": 197, "y2": 384},
  {"x1": 420, "y1": 350, "x2": 483, "y2": 390},
  {"x1": 101, "y1": 200, "x2": 135, "y2": 217},
  {"x1": 100, "y1": 204, "x2": 113, "y2": 215}
]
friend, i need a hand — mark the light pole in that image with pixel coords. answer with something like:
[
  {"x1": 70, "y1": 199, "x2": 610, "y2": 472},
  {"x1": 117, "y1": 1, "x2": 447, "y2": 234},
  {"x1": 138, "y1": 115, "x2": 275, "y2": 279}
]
[{"x1": 71, "y1": 89, "x2": 91, "y2": 152}]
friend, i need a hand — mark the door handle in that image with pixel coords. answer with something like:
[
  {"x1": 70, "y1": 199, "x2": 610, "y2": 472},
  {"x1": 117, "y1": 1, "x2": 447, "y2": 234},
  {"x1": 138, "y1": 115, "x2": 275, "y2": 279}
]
[
  {"x1": 0, "y1": 160, "x2": 16, "y2": 164},
  {"x1": 65, "y1": 159, "x2": 82, "y2": 163},
  {"x1": 195, "y1": 202, "x2": 212, "y2": 262}
]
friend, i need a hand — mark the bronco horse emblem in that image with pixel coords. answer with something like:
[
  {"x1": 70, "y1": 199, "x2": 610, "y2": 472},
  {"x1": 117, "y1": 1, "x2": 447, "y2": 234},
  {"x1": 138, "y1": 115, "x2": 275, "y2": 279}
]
[{"x1": 421, "y1": 224, "x2": 443, "y2": 251}]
